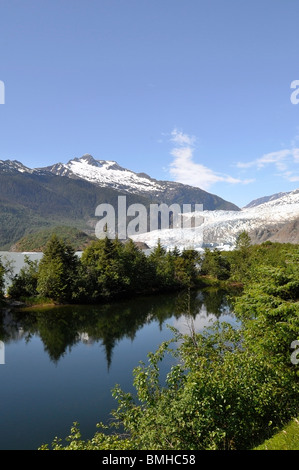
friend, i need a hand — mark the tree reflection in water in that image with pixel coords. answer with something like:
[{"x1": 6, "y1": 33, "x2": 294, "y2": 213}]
[{"x1": 0, "y1": 288, "x2": 236, "y2": 367}]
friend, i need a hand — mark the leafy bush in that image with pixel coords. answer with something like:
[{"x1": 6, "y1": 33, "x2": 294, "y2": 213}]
[{"x1": 40, "y1": 319, "x2": 298, "y2": 450}]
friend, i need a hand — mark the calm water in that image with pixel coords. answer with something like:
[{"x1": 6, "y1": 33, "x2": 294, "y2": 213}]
[{"x1": 0, "y1": 255, "x2": 237, "y2": 450}]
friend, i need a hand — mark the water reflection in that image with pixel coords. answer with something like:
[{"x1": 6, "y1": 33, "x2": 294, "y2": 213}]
[{"x1": 0, "y1": 289, "x2": 236, "y2": 368}]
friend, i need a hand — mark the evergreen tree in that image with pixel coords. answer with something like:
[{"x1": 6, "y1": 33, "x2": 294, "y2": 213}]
[
  {"x1": 81, "y1": 237, "x2": 131, "y2": 299},
  {"x1": 121, "y1": 239, "x2": 152, "y2": 293},
  {"x1": 8, "y1": 256, "x2": 39, "y2": 299},
  {"x1": 174, "y1": 248, "x2": 200, "y2": 287},
  {"x1": 148, "y1": 240, "x2": 180, "y2": 289},
  {"x1": 37, "y1": 234, "x2": 80, "y2": 302},
  {"x1": 230, "y1": 231, "x2": 252, "y2": 282},
  {"x1": 201, "y1": 248, "x2": 231, "y2": 280},
  {"x1": 148, "y1": 242, "x2": 200, "y2": 290},
  {"x1": 235, "y1": 231, "x2": 251, "y2": 252}
]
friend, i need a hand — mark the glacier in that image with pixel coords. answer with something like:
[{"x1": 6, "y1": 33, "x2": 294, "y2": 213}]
[{"x1": 131, "y1": 189, "x2": 299, "y2": 251}]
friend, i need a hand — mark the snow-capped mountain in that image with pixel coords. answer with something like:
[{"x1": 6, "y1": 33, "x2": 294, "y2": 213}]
[
  {"x1": 42, "y1": 154, "x2": 158, "y2": 193},
  {"x1": 39, "y1": 154, "x2": 240, "y2": 211},
  {"x1": 244, "y1": 191, "x2": 292, "y2": 208},
  {"x1": 131, "y1": 188, "x2": 299, "y2": 251},
  {"x1": 0, "y1": 155, "x2": 240, "y2": 211},
  {"x1": 0, "y1": 155, "x2": 239, "y2": 249},
  {"x1": 1, "y1": 156, "x2": 298, "y2": 251},
  {"x1": 41, "y1": 154, "x2": 162, "y2": 195}
]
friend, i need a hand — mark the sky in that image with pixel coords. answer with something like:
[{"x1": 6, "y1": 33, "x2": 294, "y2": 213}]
[{"x1": 1, "y1": 0, "x2": 299, "y2": 208}]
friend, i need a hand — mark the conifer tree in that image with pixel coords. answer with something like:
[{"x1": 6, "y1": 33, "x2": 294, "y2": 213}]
[{"x1": 37, "y1": 234, "x2": 79, "y2": 302}]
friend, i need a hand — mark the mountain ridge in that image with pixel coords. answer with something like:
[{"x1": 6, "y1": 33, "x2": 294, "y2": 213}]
[
  {"x1": 0, "y1": 155, "x2": 239, "y2": 249},
  {"x1": 244, "y1": 190, "x2": 298, "y2": 208},
  {"x1": 39, "y1": 154, "x2": 241, "y2": 210},
  {"x1": 1, "y1": 156, "x2": 298, "y2": 251}
]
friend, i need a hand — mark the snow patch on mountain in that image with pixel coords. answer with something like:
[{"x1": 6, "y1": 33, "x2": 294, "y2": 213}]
[
  {"x1": 37, "y1": 154, "x2": 240, "y2": 211},
  {"x1": 50, "y1": 154, "x2": 163, "y2": 194},
  {"x1": 244, "y1": 192, "x2": 290, "y2": 208},
  {"x1": 0, "y1": 160, "x2": 33, "y2": 174}
]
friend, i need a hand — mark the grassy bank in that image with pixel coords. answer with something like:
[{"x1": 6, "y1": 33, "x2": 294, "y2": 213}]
[{"x1": 255, "y1": 418, "x2": 299, "y2": 450}]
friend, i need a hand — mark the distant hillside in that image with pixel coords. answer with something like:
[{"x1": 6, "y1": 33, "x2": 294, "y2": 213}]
[
  {"x1": 0, "y1": 169, "x2": 151, "y2": 249},
  {"x1": 11, "y1": 226, "x2": 96, "y2": 252},
  {"x1": 249, "y1": 217, "x2": 299, "y2": 245},
  {"x1": 244, "y1": 192, "x2": 289, "y2": 208}
]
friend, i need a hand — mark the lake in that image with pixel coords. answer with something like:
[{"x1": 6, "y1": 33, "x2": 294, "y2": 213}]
[{"x1": 0, "y1": 253, "x2": 237, "y2": 450}]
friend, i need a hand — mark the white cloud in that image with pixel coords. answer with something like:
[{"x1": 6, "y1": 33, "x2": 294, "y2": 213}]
[
  {"x1": 257, "y1": 150, "x2": 291, "y2": 169},
  {"x1": 236, "y1": 146, "x2": 299, "y2": 185},
  {"x1": 236, "y1": 148, "x2": 299, "y2": 171},
  {"x1": 293, "y1": 148, "x2": 299, "y2": 162},
  {"x1": 170, "y1": 128, "x2": 196, "y2": 147},
  {"x1": 288, "y1": 175, "x2": 299, "y2": 182},
  {"x1": 168, "y1": 129, "x2": 253, "y2": 190},
  {"x1": 281, "y1": 170, "x2": 299, "y2": 182}
]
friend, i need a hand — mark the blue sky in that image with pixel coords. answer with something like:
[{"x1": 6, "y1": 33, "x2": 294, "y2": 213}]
[{"x1": 1, "y1": 0, "x2": 299, "y2": 207}]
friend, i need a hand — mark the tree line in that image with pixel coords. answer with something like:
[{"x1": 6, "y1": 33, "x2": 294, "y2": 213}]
[
  {"x1": 1, "y1": 230, "x2": 298, "y2": 306},
  {"x1": 3, "y1": 234, "x2": 202, "y2": 304},
  {"x1": 0, "y1": 230, "x2": 292, "y2": 305}
]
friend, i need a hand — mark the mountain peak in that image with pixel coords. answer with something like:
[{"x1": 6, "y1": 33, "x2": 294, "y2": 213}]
[
  {"x1": 0, "y1": 159, "x2": 32, "y2": 174},
  {"x1": 74, "y1": 154, "x2": 99, "y2": 166},
  {"x1": 70, "y1": 155, "x2": 122, "y2": 170}
]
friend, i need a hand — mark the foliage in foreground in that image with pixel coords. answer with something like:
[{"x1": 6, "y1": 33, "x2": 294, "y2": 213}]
[
  {"x1": 40, "y1": 244, "x2": 299, "y2": 450},
  {"x1": 3, "y1": 236, "x2": 295, "y2": 449},
  {"x1": 40, "y1": 323, "x2": 298, "y2": 450}
]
